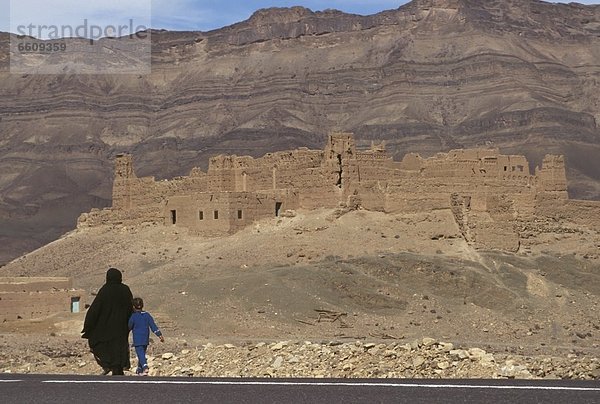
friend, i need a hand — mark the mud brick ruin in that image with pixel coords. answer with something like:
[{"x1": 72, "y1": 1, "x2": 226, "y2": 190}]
[
  {"x1": 79, "y1": 133, "x2": 600, "y2": 251},
  {"x1": 0, "y1": 277, "x2": 85, "y2": 322}
]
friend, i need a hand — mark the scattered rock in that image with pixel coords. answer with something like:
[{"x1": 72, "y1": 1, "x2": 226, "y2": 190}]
[
  {"x1": 272, "y1": 356, "x2": 284, "y2": 369},
  {"x1": 498, "y1": 363, "x2": 533, "y2": 379},
  {"x1": 271, "y1": 342, "x2": 286, "y2": 351},
  {"x1": 422, "y1": 337, "x2": 437, "y2": 346},
  {"x1": 413, "y1": 356, "x2": 426, "y2": 367},
  {"x1": 450, "y1": 349, "x2": 469, "y2": 360}
]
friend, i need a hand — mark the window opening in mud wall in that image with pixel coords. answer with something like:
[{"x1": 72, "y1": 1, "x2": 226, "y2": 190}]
[
  {"x1": 71, "y1": 297, "x2": 80, "y2": 313},
  {"x1": 199, "y1": 211, "x2": 204, "y2": 220},
  {"x1": 275, "y1": 202, "x2": 282, "y2": 217},
  {"x1": 214, "y1": 210, "x2": 219, "y2": 220},
  {"x1": 237, "y1": 210, "x2": 243, "y2": 219},
  {"x1": 170, "y1": 210, "x2": 177, "y2": 225}
]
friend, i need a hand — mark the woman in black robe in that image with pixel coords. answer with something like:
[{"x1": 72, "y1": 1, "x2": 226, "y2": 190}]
[{"x1": 82, "y1": 268, "x2": 133, "y2": 375}]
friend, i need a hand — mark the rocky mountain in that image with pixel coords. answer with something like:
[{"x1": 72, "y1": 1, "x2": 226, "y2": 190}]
[{"x1": 1, "y1": 0, "x2": 600, "y2": 265}]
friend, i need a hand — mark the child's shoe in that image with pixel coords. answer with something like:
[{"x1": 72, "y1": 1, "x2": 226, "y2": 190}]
[{"x1": 142, "y1": 367, "x2": 150, "y2": 376}]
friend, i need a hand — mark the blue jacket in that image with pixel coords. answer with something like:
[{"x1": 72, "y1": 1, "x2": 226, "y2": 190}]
[{"x1": 128, "y1": 311, "x2": 162, "y2": 346}]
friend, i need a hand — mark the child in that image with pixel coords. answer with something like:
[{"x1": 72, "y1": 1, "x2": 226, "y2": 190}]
[{"x1": 128, "y1": 297, "x2": 164, "y2": 375}]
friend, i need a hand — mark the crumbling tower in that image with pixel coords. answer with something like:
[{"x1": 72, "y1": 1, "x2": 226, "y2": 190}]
[
  {"x1": 115, "y1": 153, "x2": 136, "y2": 179},
  {"x1": 112, "y1": 154, "x2": 137, "y2": 210},
  {"x1": 324, "y1": 133, "x2": 356, "y2": 189},
  {"x1": 536, "y1": 155, "x2": 568, "y2": 197}
]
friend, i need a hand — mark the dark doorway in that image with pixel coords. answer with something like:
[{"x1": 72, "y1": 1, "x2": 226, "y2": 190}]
[
  {"x1": 170, "y1": 210, "x2": 177, "y2": 225},
  {"x1": 336, "y1": 154, "x2": 343, "y2": 188},
  {"x1": 275, "y1": 202, "x2": 283, "y2": 217}
]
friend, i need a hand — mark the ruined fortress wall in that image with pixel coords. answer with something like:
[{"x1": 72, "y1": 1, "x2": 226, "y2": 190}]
[
  {"x1": 211, "y1": 159, "x2": 330, "y2": 207},
  {"x1": 113, "y1": 178, "x2": 143, "y2": 210},
  {"x1": 562, "y1": 200, "x2": 600, "y2": 229},
  {"x1": 205, "y1": 150, "x2": 344, "y2": 210},
  {"x1": 109, "y1": 171, "x2": 213, "y2": 226},
  {"x1": 227, "y1": 190, "x2": 300, "y2": 233},
  {"x1": 166, "y1": 193, "x2": 234, "y2": 236},
  {"x1": 0, "y1": 277, "x2": 84, "y2": 322},
  {"x1": 346, "y1": 156, "x2": 395, "y2": 187},
  {"x1": 419, "y1": 149, "x2": 498, "y2": 178},
  {"x1": 199, "y1": 145, "x2": 540, "y2": 202},
  {"x1": 535, "y1": 155, "x2": 568, "y2": 193},
  {"x1": 274, "y1": 160, "x2": 330, "y2": 193},
  {"x1": 497, "y1": 155, "x2": 530, "y2": 176},
  {"x1": 206, "y1": 169, "x2": 237, "y2": 192},
  {"x1": 385, "y1": 178, "x2": 484, "y2": 196},
  {"x1": 350, "y1": 184, "x2": 386, "y2": 212},
  {"x1": 133, "y1": 176, "x2": 209, "y2": 208},
  {"x1": 383, "y1": 176, "x2": 537, "y2": 216},
  {"x1": 78, "y1": 208, "x2": 115, "y2": 227},
  {"x1": 462, "y1": 190, "x2": 536, "y2": 217},
  {"x1": 113, "y1": 153, "x2": 210, "y2": 210},
  {"x1": 469, "y1": 194, "x2": 487, "y2": 211},
  {"x1": 78, "y1": 206, "x2": 163, "y2": 228},
  {"x1": 387, "y1": 163, "x2": 534, "y2": 193},
  {"x1": 345, "y1": 156, "x2": 429, "y2": 212},
  {"x1": 535, "y1": 196, "x2": 600, "y2": 229},
  {"x1": 113, "y1": 177, "x2": 164, "y2": 214},
  {"x1": 208, "y1": 150, "x2": 324, "y2": 192},
  {"x1": 398, "y1": 149, "x2": 531, "y2": 179},
  {"x1": 384, "y1": 193, "x2": 452, "y2": 213},
  {"x1": 484, "y1": 194, "x2": 517, "y2": 221},
  {"x1": 421, "y1": 162, "x2": 485, "y2": 178},
  {"x1": 81, "y1": 134, "x2": 590, "y2": 250},
  {"x1": 398, "y1": 153, "x2": 423, "y2": 171},
  {"x1": 0, "y1": 291, "x2": 81, "y2": 322},
  {"x1": 510, "y1": 193, "x2": 537, "y2": 219},
  {"x1": 165, "y1": 191, "x2": 300, "y2": 236},
  {"x1": 298, "y1": 183, "x2": 343, "y2": 209}
]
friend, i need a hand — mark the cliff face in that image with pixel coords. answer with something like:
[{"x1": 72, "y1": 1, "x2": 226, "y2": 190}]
[{"x1": 1, "y1": 0, "x2": 600, "y2": 264}]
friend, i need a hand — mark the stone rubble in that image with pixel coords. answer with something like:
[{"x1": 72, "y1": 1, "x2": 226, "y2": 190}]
[
  {"x1": 2, "y1": 336, "x2": 597, "y2": 380},
  {"x1": 145, "y1": 338, "x2": 600, "y2": 379}
]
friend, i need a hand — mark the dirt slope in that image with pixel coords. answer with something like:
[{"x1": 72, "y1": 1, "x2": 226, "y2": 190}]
[{"x1": 2, "y1": 208, "x2": 598, "y2": 357}]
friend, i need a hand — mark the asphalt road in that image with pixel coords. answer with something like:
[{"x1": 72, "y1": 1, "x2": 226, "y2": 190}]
[{"x1": 0, "y1": 374, "x2": 598, "y2": 403}]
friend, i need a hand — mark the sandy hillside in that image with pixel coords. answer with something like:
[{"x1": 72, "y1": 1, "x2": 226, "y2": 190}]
[{"x1": 1, "y1": 208, "x2": 598, "y2": 357}]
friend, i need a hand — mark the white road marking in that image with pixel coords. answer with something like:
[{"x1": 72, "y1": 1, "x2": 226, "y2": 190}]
[
  {"x1": 0, "y1": 380, "x2": 21, "y2": 382},
  {"x1": 41, "y1": 380, "x2": 600, "y2": 392}
]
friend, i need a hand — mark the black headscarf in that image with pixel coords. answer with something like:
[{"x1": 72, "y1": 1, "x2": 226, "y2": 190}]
[
  {"x1": 106, "y1": 267, "x2": 122, "y2": 284},
  {"x1": 82, "y1": 268, "x2": 133, "y2": 345}
]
